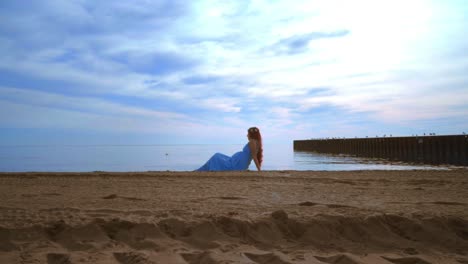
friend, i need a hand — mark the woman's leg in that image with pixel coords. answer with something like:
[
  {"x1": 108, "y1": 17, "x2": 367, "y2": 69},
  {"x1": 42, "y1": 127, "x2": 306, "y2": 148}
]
[{"x1": 195, "y1": 153, "x2": 231, "y2": 171}]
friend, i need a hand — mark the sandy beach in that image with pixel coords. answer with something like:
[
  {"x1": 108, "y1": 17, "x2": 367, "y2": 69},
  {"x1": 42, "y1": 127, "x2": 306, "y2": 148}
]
[{"x1": 0, "y1": 170, "x2": 467, "y2": 264}]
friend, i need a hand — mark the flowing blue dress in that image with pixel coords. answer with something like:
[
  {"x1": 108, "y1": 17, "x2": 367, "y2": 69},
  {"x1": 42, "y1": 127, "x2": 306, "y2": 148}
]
[{"x1": 196, "y1": 143, "x2": 252, "y2": 171}]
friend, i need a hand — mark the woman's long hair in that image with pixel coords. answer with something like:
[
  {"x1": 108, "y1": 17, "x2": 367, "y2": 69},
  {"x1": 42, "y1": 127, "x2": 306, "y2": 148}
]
[{"x1": 248, "y1": 127, "x2": 263, "y2": 165}]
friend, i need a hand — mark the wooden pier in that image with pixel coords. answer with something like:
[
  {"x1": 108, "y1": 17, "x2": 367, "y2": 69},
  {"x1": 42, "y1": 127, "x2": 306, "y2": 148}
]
[{"x1": 293, "y1": 135, "x2": 468, "y2": 166}]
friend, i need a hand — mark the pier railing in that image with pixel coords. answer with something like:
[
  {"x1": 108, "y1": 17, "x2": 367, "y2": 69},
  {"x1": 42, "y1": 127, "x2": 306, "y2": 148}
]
[{"x1": 293, "y1": 135, "x2": 468, "y2": 166}]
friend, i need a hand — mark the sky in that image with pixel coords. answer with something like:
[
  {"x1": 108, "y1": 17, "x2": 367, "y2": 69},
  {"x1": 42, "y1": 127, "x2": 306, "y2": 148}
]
[{"x1": 1, "y1": 0, "x2": 467, "y2": 145}]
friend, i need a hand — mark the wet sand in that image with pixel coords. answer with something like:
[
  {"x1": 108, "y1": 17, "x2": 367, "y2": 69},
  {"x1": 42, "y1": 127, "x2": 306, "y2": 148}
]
[{"x1": 0, "y1": 170, "x2": 467, "y2": 263}]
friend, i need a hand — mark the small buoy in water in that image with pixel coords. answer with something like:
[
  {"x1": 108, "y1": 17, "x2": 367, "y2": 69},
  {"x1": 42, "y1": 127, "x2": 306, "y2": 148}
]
[{"x1": 165, "y1": 153, "x2": 168, "y2": 156}]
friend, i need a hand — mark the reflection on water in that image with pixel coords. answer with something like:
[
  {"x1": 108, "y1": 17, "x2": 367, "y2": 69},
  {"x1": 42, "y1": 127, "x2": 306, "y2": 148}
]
[{"x1": 292, "y1": 150, "x2": 448, "y2": 171}]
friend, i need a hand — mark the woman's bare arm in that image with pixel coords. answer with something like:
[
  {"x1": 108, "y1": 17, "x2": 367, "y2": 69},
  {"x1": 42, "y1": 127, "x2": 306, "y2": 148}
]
[{"x1": 249, "y1": 139, "x2": 261, "y2": 171}]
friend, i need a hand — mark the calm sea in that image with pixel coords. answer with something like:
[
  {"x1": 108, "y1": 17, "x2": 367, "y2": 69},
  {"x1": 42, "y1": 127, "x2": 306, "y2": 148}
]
[{"x1": 0, "y1": 144, "x2": 445, "y2": 172}]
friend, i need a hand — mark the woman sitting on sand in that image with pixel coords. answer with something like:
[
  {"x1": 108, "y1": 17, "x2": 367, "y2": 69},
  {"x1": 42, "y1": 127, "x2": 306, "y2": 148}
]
[{"x1": 196, "y1": 127, "x2": 263, "y2": 171}]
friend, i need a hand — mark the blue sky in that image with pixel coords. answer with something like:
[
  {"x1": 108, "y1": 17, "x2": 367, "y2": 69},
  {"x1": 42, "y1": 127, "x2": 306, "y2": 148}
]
[{"x1": 1, "y1": 0, "x2": 467, "y2": 145}]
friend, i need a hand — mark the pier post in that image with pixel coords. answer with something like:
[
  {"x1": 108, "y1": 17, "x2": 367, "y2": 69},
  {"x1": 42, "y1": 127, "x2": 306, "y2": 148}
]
[{"x1": 462, "y1": 136, "x2": 468, "y2": 166}]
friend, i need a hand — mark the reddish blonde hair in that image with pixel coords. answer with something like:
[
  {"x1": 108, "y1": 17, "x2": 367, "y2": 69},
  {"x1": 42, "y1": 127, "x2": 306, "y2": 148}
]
[{"x1": 248, "y1": 127, "x2": 263, "y2": 165}]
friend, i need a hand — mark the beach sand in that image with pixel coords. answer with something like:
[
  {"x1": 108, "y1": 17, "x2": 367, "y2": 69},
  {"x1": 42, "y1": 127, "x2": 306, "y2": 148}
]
[{"x1": 0, "y1": 170, "x2": 467, "y2": 264}]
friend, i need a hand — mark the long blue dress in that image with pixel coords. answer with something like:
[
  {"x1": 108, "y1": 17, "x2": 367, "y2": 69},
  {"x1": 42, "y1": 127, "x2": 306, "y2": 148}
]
[{"x1": 196, "y1": 143, "x2": 252, "y2": 171}]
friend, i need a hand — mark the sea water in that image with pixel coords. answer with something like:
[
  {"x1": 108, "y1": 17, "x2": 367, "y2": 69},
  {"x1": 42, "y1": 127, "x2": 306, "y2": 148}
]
[{"x1": 0, "y1": 144, "x2": 445, "y2": 172}]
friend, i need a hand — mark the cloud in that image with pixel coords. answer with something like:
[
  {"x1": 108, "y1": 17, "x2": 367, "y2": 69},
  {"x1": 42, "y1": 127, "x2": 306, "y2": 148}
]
[
  {"x1": 0, "y1": 86, "x2": 190, "y2": 121},
  {"x1": 111, "y1": 51, "x2": 199, "y2": 76},
  {"x1": 182, "y1": 74, "x2": 222, "y2": 85},
  {"x1": 197, "y1": 97, "x2": 241, "y2": 113},
  {"x1": 269, "y1": 30, "x2": 350, "y2": 55}
]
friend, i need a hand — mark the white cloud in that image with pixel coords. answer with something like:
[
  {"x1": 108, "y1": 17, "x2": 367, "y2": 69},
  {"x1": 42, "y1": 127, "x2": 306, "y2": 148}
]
[{"x1": 198, "y1": 97, "x2": 241, "y2": 113}]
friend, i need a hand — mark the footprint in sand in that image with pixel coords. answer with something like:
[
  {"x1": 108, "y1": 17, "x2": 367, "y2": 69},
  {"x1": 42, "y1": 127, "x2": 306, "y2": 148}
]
[
  {"x1": 42, "y1": 193, "x2": 61, "y2": 196},
  {"x1": 102, "y1": 194, "x2": 118, "y2": 199},
  {"x1": 114, "y1": 252, "x2": 156, "y2": 264},
  {"x1": 180, "y1": 251, "x2": 216, "y2": 264},
  {"x1": 102, "y1": 194, "x2": 147, "y2": 201},
  {"x1": 47, "y1": 253, "x2": 71, "y2": 264},
  {"x1": 299, "y1": 201, "x2": 354, "y2": 209},
  {"x1": 315, "y1": 254, "x2": 363, "y2": 264},
  {"x1": 243, "y1": 252, "x2": 292, "y2": 264},
  {"x1": 298, "y1": 201, "x2": 318, "y2": 206},
  {"x1": 402, "y1": 247, "x2": 418, "y2": 255},
  {"x1": 430, "y1": 201, "x2": 466, "y2": 206},
  {"x1": 382, "y1": 256, "x2": 432, "y2": 264},
  {"x1": 121, "y1": 196, "x2": 147, "y2": 201}
]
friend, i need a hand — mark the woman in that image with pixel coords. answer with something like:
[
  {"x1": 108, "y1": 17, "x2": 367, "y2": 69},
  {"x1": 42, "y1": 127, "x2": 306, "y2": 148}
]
[{"x1": 196, "y1": 127, "x2": 263, "y2": 171}]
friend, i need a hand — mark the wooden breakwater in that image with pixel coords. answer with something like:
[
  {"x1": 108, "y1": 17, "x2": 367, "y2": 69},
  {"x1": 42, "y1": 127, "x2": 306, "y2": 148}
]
[{"x1": 294, "y1": 135, "x2": 468, "y2": 166}]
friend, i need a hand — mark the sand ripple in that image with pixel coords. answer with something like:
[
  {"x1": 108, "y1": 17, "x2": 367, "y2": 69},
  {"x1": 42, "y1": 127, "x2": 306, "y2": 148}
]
[{"x1": 1, "y1": 212, "x2": 467, "y2": 263}]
